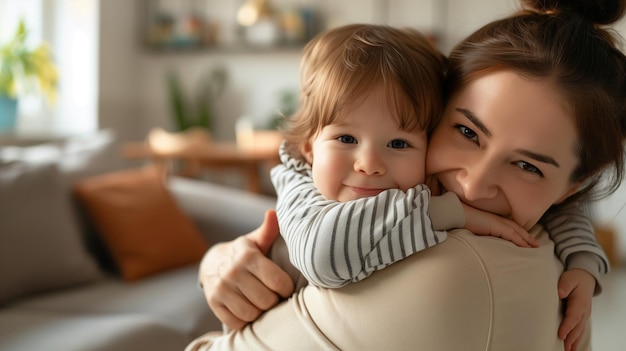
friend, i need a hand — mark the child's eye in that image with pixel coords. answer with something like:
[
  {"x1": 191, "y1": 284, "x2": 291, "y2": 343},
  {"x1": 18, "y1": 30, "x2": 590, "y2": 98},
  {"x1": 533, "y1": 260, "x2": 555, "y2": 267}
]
[
  {"x1": 388, "y1": 139, "x2": 409, "y2": 149},
  {"x1": 514, "y1": 161, "x2": 544, "y2": 177},
  {"x1": 337, "y1": 135, "x2": 357, "y2": 144},
  {"x1": 455, "y1": 124, "x2": 478, "y2": 143}
]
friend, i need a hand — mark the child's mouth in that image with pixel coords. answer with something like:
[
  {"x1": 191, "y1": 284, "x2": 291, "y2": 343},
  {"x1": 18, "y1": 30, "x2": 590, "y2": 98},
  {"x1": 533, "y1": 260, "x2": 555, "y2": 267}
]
[{"x1": 349, "y1": 187, "x2": 384, "y2": 197}]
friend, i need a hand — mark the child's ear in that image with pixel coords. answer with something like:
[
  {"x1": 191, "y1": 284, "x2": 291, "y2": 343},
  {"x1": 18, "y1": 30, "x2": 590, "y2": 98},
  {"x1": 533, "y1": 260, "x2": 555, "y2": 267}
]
[
  {"x1": 301, "y1": 140, "x2": 314, "y2": 164},
  {"x1": 555, "y1": 182, "x2": 582, "y2": 204}
]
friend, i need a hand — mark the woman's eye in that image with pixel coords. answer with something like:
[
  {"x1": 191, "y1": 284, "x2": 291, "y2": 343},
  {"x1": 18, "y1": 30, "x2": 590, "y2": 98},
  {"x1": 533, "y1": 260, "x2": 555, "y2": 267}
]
[
  {"x1": 456, "y1": 124, "x2": 478, "y2": 142},
  {"x1": 388, "y1": 139, "x2": 409, "y2": 149},
  {"x1": 337, "y1": 135, "x2": 357, "y2": 144},
  {"x1": 515, "y1": 161, "x2": 544, "y2": 177}
]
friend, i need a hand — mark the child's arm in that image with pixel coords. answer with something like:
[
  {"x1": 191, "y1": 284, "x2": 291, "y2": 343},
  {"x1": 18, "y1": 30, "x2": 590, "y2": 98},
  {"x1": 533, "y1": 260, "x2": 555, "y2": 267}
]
[
  {"x1": 542, "y1": 203, "x2": 610, "y2": 290},
  {"x1": 271, "y1": 163, "x2": 455, "y2": 289},
  {"x1": 542, "y1": 202, "x2": 609, "y2": 311},
  {"x1": 540, "y1": 202, "x2": 610, "y2": 351},
  {"x1": 427, "y1": 176, "x2": 537, "y2": 248},
  {"x1": 459, "y1": 203, "x2": 539, "y2": 248}
]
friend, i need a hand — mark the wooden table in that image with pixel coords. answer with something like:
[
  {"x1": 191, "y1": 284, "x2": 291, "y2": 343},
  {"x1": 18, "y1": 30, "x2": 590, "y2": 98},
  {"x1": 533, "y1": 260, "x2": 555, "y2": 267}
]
[{"x1": 122, "y1": 141, "x2": 280, "y2": 194}]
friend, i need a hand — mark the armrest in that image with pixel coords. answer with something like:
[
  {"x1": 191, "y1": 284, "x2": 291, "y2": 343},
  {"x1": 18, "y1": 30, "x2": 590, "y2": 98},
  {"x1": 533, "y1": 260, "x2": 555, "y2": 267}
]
[{"x1": 167, "y1": 177, "x2": 276, "y2": 244}]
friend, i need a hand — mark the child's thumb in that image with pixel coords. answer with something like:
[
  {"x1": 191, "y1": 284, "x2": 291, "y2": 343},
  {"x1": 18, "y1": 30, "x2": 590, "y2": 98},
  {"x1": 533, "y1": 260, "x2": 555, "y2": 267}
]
[{"x1": 558, "y1": 276, "x2": 576, "y2": 299}]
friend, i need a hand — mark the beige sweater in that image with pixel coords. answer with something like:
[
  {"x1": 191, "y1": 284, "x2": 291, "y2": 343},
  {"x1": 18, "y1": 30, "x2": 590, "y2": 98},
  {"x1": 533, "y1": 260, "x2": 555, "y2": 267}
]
[{"x1": 187, "y1": 225, "x2": 591, "y2": 351}]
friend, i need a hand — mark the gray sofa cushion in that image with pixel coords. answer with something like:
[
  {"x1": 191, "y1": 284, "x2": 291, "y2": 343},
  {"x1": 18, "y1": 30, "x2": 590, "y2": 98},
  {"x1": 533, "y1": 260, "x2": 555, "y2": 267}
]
[
  {"x1": 5, "y1": 265, "x2": 220, "y2": 337},
  {"x1": 168, "y1": 177, "x2": 277, "y2": 244},
  {"x1": 0, "y1": 311, "x2": 188, "y2": 351},
  {"x1": 0, "y1": 129, "x2": 135, "y2": 273},
  {"x1": 0, "y1": 162, "x2": 103, "y2": 305},
  {"x1": 0, "y1": 129, "x2": 129, "y2": 183}
]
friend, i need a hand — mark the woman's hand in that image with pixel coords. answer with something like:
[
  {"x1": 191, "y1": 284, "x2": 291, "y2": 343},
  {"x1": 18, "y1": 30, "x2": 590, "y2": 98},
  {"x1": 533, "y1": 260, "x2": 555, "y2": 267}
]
[
  {"x1": 462, "y1": 203, "x2": 540, "y2": 248},
  {"x1": 199, "y1": 210, "x2": 295, "y2": 330},
  {"x1": 557, "y1": 269, "x2": 595, "y2": 351}
]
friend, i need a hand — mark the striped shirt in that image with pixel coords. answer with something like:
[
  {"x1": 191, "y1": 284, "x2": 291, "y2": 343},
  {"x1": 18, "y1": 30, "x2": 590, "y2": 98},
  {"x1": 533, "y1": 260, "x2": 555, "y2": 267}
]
[
  {"x1": 541, "y1": 203, "x2": 610, "y2": 286},
  {"x1": 270, "y1": 145, "x2": 447, "y2": 288}
]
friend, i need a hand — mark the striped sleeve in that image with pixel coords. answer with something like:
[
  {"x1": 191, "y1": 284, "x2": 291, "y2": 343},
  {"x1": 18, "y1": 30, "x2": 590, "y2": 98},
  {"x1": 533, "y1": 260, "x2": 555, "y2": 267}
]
[
  {"x1": 270, "y1": 161, "x2": 447, "y2": 289},
  {"x1": 541, "y1": 202, "x2": 610, "y2": 293}
]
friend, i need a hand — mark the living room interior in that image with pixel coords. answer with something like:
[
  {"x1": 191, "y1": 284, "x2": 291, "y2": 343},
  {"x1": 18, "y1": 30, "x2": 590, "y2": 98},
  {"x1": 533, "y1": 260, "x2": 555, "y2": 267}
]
[{"x1": 1, "y1": 0, "x2": 625, "y2": 350}]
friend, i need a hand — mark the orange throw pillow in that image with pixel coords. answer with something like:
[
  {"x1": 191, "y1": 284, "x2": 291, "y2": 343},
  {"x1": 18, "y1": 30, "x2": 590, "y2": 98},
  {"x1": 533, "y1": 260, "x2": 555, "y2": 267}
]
[{"x1": 74, "y1": 166, "x2": 209, "y2": 281}]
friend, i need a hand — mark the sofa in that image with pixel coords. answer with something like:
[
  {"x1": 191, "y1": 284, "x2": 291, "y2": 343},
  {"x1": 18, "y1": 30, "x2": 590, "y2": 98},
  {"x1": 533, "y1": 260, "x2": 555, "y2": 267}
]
[{"x1": 0, "y1": 130, "x2": 277, "y2": 351}]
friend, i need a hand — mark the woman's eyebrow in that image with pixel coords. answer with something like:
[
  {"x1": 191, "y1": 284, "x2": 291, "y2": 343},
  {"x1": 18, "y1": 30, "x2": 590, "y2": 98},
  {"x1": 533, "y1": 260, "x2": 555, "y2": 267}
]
[
  {"x1": 455, "y1": 107, "x2": 560, "y2": 168},
  {"x1": 515, "y1": 149, "x2": 560, "y2": 168},
  {"x1": 455, "y1": 108, "x2": 492, "y2": 137}
]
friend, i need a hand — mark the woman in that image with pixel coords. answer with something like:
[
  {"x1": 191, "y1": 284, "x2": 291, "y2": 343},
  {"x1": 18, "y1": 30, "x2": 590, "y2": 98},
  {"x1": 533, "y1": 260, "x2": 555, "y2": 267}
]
[{"x1": 190, "y1": 0, "x2": 626, "y2": 350}]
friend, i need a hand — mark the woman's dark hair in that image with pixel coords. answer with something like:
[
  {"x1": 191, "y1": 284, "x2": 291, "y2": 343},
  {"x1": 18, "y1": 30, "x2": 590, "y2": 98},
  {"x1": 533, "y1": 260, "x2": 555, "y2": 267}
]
[{"x1": 446, "y1": 0, "x2": 626, "y2": 204}]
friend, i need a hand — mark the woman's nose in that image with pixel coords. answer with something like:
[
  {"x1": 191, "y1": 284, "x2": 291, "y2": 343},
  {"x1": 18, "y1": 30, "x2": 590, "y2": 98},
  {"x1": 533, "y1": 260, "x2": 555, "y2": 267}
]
[
  {"x1": 354, "y1": 148, "x2": 386, "y2": 175},
  {"x1": 456, "y1": 159, "x2": 499, "y2": 201}
]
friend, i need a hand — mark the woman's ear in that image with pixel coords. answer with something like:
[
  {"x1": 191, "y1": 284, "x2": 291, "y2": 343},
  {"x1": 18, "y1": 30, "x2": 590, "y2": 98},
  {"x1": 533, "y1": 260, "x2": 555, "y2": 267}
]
[
  {"x1": 555, "y1": 182, "x2": 582, "y2": 204},
  {"x1": 301, "y1": 140, "x2": 314, "y2": 164}
]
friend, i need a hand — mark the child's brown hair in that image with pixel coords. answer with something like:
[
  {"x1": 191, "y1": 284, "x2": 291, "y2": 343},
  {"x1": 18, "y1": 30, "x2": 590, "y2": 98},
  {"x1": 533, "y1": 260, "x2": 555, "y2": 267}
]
[{"x1": 281, "y1": 24, "x2": 446, "y2": 160}]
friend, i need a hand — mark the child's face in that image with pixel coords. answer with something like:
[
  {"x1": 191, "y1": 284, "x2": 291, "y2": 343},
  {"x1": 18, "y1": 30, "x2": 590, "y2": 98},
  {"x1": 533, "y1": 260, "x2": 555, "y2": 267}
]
[{"x1": 302, "y1": 84, "x2": 428, "y2": 202}]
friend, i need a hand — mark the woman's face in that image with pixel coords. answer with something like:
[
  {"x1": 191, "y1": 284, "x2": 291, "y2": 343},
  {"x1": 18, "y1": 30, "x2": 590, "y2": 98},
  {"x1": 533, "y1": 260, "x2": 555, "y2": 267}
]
[{"x1": 426, "y1": 70, "x2": 581, "y2": 229}]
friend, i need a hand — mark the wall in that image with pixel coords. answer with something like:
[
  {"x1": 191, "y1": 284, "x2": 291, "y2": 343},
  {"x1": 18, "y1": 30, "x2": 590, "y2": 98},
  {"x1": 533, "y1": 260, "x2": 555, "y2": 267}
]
[
  {"x1": 137, "y1": 50, "x2": 301, "y2": 141},
  {"x1": 98, "y1": 0, "x2": 626, "y2": 259},
  {"x1": 98, "y1": 0, "x2": 142, "y2": 142}
]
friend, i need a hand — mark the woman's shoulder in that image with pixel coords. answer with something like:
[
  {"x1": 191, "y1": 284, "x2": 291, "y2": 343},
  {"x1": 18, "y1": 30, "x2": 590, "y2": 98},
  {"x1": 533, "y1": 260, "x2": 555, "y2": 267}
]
[
  {"x1": 447, "y1": 225, "x2": 562, "y2": 281},
  {"x1": 300, "y1": 226, "x2": 564, "y2": 350}
]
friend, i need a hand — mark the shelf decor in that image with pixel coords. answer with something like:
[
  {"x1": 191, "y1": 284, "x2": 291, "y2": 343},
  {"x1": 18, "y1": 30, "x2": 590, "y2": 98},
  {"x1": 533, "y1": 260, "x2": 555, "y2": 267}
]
[{"x1": 142, "y1": 0, "x2": 320, "y2": 53}]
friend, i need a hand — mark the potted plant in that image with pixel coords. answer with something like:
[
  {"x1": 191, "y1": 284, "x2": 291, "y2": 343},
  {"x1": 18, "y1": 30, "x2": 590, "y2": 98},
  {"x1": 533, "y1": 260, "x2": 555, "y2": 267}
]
[
  {"x1": 166, "y1": 66, "x2": 227, "y2": 133},
  {"x1": 0, "y1": 20, "x2": 58, "y2": 131}
]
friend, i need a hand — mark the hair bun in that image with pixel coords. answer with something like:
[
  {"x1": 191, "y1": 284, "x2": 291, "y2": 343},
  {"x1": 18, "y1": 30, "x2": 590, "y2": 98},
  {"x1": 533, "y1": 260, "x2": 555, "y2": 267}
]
[{"x1": 522, "y1": 0, "x2": 626, "y2": 24}]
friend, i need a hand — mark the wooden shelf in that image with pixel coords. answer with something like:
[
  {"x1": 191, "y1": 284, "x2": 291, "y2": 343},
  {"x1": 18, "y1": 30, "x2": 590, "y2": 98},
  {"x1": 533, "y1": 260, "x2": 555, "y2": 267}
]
[
  {"x1": 141, "y1": 0, "x2": 319, "y2": 55},
  {"x1": 142, "y1": 42, "x2": 306, "y2": 55}
]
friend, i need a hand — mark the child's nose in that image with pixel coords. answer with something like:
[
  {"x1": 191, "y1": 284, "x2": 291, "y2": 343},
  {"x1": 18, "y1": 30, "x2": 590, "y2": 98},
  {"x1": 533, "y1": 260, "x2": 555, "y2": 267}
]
[{"x1": 354, "y1": 148, "x2": 386, "y2": 175}]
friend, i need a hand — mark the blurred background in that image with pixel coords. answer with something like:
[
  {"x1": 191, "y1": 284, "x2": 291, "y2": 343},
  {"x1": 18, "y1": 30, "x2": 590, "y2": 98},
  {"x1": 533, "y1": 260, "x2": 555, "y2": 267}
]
[
  {"x1": 1, "y1": 0, "x2": 625, "y2": 349},
  {"x1": 2, "y1": 0, "x2": 625, "y2": 268}
]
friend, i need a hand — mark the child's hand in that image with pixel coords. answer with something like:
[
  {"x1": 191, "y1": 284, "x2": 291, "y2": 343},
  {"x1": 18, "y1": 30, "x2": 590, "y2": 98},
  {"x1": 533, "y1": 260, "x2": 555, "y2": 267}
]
[
  {"x1": 558, "y1": 269, "x2": 596, "y2": 351},
  {"x1": 462, "y1": 203, "x2": 539, "y2": 248}
]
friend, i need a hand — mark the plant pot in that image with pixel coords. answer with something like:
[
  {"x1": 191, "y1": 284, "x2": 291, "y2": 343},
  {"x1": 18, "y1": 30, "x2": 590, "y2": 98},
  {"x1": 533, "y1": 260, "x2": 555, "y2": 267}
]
[{"x1": 0, "y1": 96, "x2": 18, "y2": 131}]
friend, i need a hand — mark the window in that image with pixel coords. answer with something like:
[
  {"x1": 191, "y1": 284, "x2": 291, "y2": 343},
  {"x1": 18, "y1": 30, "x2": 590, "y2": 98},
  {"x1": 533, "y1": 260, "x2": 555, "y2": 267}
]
[{"x1": 0, "y1": 0, "x2": 98, "y2": 136}]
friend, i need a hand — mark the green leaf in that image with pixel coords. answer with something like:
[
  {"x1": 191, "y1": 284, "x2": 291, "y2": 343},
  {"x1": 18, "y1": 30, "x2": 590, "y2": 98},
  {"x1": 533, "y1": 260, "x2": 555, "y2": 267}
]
[
  {"x1": 166, "y1": 67, "x2": 227, "y2": 132},
  {"x1": 0, "y1": 19, "x2": 58, "y2": 101},
  {"x1": 166, "y1": 71, "x2": 189, "y2": 131}
]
